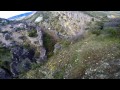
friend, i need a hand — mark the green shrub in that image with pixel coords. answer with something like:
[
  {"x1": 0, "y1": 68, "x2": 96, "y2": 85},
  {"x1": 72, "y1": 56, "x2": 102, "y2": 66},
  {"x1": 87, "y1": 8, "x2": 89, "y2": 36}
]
[
  {"x1": 28, "y1": 30, "x2": 38, "y2": 37},
  {"x1": 43, "y1": 33, "x2": 56, "y2": 58},
  {"x1": 91, "y1": 29, "x2": 101, "y2": 36}
]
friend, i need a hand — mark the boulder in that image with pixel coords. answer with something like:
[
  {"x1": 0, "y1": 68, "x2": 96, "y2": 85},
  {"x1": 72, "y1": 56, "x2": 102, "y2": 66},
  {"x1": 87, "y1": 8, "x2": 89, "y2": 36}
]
[
  {"x1": 4, "y1": 33, "x2": 12, "y2": 40},
  {"x1": 53, "y1": 43, "x2": 62, "y2": 54},
  {"x1": 37, "y1": 47, "x2": 47, "y2": 63},
  {"x1": 35, "y1": 16, "x2": 43, "y2": 23}
]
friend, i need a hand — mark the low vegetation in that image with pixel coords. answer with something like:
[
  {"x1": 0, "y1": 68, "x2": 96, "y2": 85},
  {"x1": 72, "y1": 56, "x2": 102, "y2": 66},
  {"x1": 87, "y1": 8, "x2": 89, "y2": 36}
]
[
  {"x1": 43, "y1": 33, "x2": 56, "y2": 58},
  {"x1": 20, "y1": 25, "x2": 120, "y2": 78},
  {"x1": 28, "y1": 29, "x2": 38, "y2": 37}
]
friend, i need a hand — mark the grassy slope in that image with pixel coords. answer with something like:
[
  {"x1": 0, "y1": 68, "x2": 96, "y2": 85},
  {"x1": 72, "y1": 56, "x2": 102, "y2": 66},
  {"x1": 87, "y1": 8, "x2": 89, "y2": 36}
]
[{"x1": 20, "y1": 30, "x2": 120, "y2": 79}]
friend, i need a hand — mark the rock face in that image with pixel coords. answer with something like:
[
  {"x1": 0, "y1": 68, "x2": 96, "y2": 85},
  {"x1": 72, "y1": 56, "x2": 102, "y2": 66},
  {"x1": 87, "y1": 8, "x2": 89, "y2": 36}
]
[
  {"x1": 39, "y1": 47, "x2": 47, "y2": 61},
  {"x1": 82, "y1": 59, "x2": 120, "y2": 79},
  {"x1": 11, "y1": 46, "x2": 24, "y2": 62},
  {"x1": 0, "y1": 68, "x2": 11, "y2": 79},
  {"x1": 36, "y1": 26, "x2": 43, "y2": 46},
  {"x1": 10, "y1": 45, "x2": 35, "y2": 77},
  {"x1": 10, "y1": 59, "x2": 32, "y2": 78},
  {"x1": 36, "y1": 26, "x2": 47, "y2": 63},
  {"x1": 35, "y1": 16, "x2": 43, "y2": 22},
  {"x1": 11, "y1": 46, "x2": 35, "y2": 62},
  {"x1": 29, "y1": 11, "x2": 92, "y2": 41},
  {"x1": 0, "y1": 17, "x2": 48, "y2": 78}
]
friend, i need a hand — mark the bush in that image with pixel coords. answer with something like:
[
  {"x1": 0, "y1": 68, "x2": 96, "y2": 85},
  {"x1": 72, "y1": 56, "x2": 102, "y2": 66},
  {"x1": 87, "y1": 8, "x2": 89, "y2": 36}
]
[
  {"x1": 91, "y1": 29, "x2": 101, "y2": 36},
  {"x1": 43, "y1": 33, "x2": 56, "y2": 58},
  {"x1": 28, "y1": 30, "x2": 38, "y2": 37}
]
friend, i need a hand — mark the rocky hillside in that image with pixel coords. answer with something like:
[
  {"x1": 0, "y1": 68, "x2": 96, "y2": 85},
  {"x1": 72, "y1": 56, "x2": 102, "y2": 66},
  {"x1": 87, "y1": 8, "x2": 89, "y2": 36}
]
[
  {"x1": 0, "y1": 18, "x2": 47, "y2": 78},
  {"x1": 0, "y1": 11, "x2": 120, "y2": 79},
  {"x1": 24, "y1": 11, "x2": 93, "y2": 40}
]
